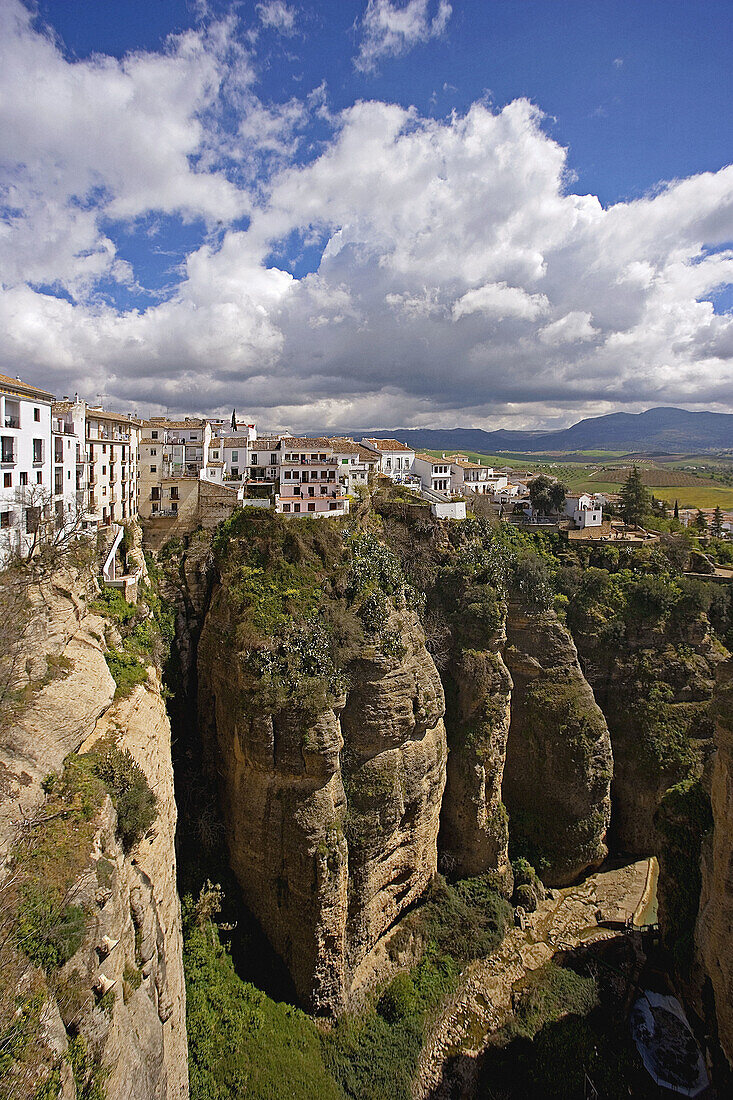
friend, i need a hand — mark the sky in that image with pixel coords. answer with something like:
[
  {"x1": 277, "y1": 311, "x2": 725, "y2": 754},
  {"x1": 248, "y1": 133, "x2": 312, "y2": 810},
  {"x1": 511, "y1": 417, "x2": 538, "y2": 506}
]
[{"x1": 0, "y1": 0, "x2": 732, "y2": 431}]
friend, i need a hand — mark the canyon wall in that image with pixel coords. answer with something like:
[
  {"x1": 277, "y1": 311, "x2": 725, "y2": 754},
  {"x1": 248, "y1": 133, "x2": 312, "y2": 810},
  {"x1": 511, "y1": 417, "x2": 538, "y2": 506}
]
[{"x1": 0, "y1": 568, "x2": 187, "y2": 1100}]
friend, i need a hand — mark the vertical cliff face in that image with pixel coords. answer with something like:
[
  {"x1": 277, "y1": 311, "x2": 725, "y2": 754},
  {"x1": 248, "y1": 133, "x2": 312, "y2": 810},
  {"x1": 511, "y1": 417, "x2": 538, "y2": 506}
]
[
  {"x1": 568, "y1": 592, "x2": 721, "y2": 855},
  {"x1": 696, "y1": 657, "x2": 733, "y2": 1072},
  {"x1": 438, "y1": 644, "x2": 513, "y2": 887},
  {"x1": 0, "y1": 566, "x2": 187, "y2": 1100},
  {"x1": 197, "y1": 578, "x2": 447, "y2": 1015},
  {"x1": 503, "y1": 600, "x2": 613, "y2": 886}
]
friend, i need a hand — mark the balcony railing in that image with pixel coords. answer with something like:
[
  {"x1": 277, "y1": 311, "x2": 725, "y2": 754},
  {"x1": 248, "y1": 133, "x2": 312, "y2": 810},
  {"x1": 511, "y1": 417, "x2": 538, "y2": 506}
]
[{"x1": 4, "y1": 417, "x2": 20, "y2": 430}]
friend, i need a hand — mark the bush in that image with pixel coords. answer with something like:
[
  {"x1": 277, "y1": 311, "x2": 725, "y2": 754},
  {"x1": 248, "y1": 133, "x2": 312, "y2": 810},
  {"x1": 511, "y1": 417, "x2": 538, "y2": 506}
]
[
  {"x1": 94, "y1": 745, "x2": 157, "y2": 850},
  {"x1": 377, "y1": 972, "x2": 418, "y2": 1023},
  {"x1": 15, "y1": 889, "x2": 86, "y2": 970},
  {"x1": 104, "y1": 649, "x2": 147, "y2": 699},
  {"x1": 513, "y1": 963, "x2": 599, "y2": 1039}
]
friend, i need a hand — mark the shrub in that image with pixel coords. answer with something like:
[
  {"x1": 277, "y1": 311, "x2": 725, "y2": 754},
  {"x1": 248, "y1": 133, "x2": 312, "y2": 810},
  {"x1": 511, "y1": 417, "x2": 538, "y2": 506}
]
[
  {"x1": 93, "y1": 745, "x2": 157, "y2": 850},
  {"x1": 513, "y1": 963, "x2": 599, "y2": 1039},
  {"x1": 104, "y1": 649, "x2": 147, "y2": 699},
  {"x1": 15, "y1": 888, "x2": 86, "y2": 971},
  {"x1": 377, "y1": 972, "x2": 418, "y2": 1023}
]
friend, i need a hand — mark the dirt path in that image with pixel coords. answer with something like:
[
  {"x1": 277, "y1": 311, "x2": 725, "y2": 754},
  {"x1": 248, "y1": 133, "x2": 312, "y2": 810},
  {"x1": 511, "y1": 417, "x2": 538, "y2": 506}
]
[{"x1": 413, "y1": 859, "x2": 652, "y2": 1099}]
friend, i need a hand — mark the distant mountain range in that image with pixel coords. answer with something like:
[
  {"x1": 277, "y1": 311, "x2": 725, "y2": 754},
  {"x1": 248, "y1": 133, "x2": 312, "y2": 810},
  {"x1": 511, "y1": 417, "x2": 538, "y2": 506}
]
[{"x1": 334, "y1": 408, "x2": 733, "y2": 455}]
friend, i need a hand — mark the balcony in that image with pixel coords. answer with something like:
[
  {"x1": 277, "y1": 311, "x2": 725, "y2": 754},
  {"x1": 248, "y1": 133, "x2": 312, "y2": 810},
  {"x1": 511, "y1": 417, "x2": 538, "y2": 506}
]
[{"x1": 4, "y1": 416, "x2": 20, "y2": 430}]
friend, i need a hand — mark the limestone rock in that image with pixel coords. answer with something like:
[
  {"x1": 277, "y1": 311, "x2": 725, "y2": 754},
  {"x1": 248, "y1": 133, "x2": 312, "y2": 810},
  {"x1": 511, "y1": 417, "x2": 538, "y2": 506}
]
[
  {"x1": 502, "y1": 600, "x2": 613, "y2": 886},
  {"x1": 696, "y1": 657, "x2": 733, "y2": 1072}
]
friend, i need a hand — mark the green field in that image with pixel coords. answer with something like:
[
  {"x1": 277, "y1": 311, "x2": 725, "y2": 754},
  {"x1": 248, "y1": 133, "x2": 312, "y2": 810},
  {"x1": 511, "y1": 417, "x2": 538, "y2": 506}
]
[{"x1": 424, "y1": 449, "x2": 733, "y2": 511}]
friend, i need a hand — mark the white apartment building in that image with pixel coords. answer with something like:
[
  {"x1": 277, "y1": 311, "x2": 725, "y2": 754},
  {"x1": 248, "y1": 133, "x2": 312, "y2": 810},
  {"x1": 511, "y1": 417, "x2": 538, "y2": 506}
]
[
  {"x1": 444, "y1": 456, "x2": 508, "y2": 495},
  {"x1": 138, "y1": 418, "x2": 210, "y2": 520},
  {"x1": 275, "y1": 438, "x2": 349, "y2": 517},
  {"x1": 412, "y1": 454, "x2": 453, "y2": 493},
  {"x1": 360, "y1": 438, "x2": 415, "y2": 478},
  {"x1": 328, "y1": 438, "x2": 378, "y2": 491},
  {"x1": 51, "y1": 402, "x2": 91, "y2": 535},
  {"x1": 85, "y1": 407, "x2": 141, "y2": 526},
  {"x1": 0, "y1": 373, "x2": 54, "y2": 561}
]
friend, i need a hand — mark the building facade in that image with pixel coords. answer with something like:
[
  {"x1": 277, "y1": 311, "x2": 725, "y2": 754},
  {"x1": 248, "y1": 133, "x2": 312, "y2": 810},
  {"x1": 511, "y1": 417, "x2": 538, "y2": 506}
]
[{"x1": 0, "y1": 373, "x2": 54, "y2": 560}]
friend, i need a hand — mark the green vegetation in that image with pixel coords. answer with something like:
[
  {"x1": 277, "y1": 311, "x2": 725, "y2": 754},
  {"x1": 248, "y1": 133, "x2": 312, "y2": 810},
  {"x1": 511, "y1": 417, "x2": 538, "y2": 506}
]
[
  {"x1": 93, "y1": 579, "x2": 176, "y2": 699},
  {"x1": 93, "y1": 742, "x2": 157, "y2": 851},
  {"x1": 620, "y1": 466, "x2": 651, "y2": 525},
  {"x1": 656, "y1": 777, "x2": 713, "y2": 972},
  {"x1": 183, "y1": 889, "x2": 342, "y2": 1100}
]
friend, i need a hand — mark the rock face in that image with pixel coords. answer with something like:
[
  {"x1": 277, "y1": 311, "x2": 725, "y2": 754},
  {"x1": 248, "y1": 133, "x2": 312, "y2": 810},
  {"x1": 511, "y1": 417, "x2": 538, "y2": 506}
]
[
  {"x1": 80, "y1": 678, "x2": 188, "y2": 1100},
  {"x1": 439, "y1": 643, "x2": 513, "y2": 888},
  {"x1": 0, "y1": 570, "x2": 187, "y2": 1100},
  {"x1": 570, "y1": 610, "x2": 720, "y2": 855},
  {"x1": 696, "y1": 657, "x2": 733, "y2": 1072},
  {"x1": 502, "y1": 601, "x2": 613, "y2": 886},
  {"x1": 197, "y1": 585, "x2": 447, "y2": 1015}
]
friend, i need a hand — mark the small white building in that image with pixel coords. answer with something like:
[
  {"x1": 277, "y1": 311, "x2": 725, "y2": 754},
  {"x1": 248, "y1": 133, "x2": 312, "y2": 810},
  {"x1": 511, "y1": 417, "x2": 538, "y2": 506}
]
[
  {"x1": 360, "y1": 438, "x2": 416, "y2": 478},
  {"x1": 51, "y1": 402, "x2": 92, "y2": 536},
  {"x1": 565, "y1": 494, "x2": 603, "y2": 528},
  {"x1": 412, "y1": 454, "x2": 453, "y2": 493},
  {"x1": 328, "y1": 438, "x2": 378, "y2": 491},
  {"x1": 0, "y1": 372, "x2": 54, "y2": 561}
]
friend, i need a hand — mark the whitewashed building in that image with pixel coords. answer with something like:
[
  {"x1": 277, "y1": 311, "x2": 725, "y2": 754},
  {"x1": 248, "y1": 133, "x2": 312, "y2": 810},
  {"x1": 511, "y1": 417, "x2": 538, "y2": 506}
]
[
  {"x1": 360, "y1": 438, "x2": 415, "y2": 478},
  {"x1": 276, "y1": 438, "x2": 349, "y2": 517},
  {"x1": 0, "y1": 373, "x2": 54, "y2": 561},
  {"x1": 565, "y1": 494, "x2": 603, "y2": 528},
  {"x1": 412, "y1": 454, "x2": 453, "y2": 493}
]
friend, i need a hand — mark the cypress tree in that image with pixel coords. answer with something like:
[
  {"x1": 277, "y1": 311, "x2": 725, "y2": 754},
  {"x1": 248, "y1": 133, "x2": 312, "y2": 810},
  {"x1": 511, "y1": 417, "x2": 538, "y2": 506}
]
[
  {"x1": 620, "y1": 466, "x2": 651, "y2": 526},
  {"x1": 712, "y1": 505, "x2": 724, "y2": 537}
]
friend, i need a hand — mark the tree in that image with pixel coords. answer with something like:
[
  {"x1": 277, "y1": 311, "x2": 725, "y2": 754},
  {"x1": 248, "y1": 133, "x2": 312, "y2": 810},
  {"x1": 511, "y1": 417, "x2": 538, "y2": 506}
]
[
  {"x1": 528, "y1": 475, "x2": 566, "y2": 516},
  {"x1": 620, "y1": 466, "x2": 651, "y2": 526},
  {"x1": 673, "y1": 499, "x2": 679, "y2": 521},
  {"x1": 712, "y1": 506, "x2": 724, "y2": 537},
  {"x1": 694, "y1": 510, "x2": 708, "y2": 533}
]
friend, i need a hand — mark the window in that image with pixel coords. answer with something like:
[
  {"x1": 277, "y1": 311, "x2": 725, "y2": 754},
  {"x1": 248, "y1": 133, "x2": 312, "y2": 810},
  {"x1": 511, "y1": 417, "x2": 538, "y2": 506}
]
[
  {"x1": 55, "y1": 469, "x2": 63, "y2": 494},
  {"x1": 3, "y1": 473, "x2": 11, "y2": 488},
  {"x1": 102, "y1": 444, "x2": 106, "y2": 454},
  {"x1": 170, "y1": 487, "x2": 179, "y2": 500},
  {"x1": 211, "y1": 451, "x2": 219, "y2": 459},
  {"x1": 282, "y1": 503, "x2": 291, "y2": 512},
  {"x1": 33, "y1": 439, "x2": 43, "y2": 463},
  {"x1": 308, "y1": 502, "x2": 316, "y2": 512},
  {"x1": 150, "y1": 465, "x2": 157, "y2": 473},
  {"x1": 308, "y1": 487, "x2": 314, "y2": 496},
  {"x1": 19, "y1": 472, "x2": 27, "y2": 487},
  {"x1": 0, "y1": 511, "x2": 10, "y2": 528},
  {"x1": 152, "y1": 431, "x2": 158, "y2": 440},
  {"x1": 231, "y1": 468, "x2": 238, "y2": 478},
  {"x1": 4, "y1": 400, "x2": 20, "y2": 429},
  {"x1": 152, "y1": 502, "x2": 159, "y2": 513},
  {"x1": 190, "y1": 433, "x2": 197, "y2": 440},
  {"x1": 150, "y1": 448, "x2": 157, "y2": 456},
  {"x1": 34, "y1": 407, "x2": 40, "y2": 422},
  {"x1": 171, "y1": 502, "x2": 178, "y2": 514},
  {"x1": 329, "y1": 502, "x2": 339, "y2": 511},
  {"x1": 294, "y1": 503, "x2": 301, "y2": 513},
  {"x1": 1, "y1": 437, "x2": 14, "y2": 464},
  {"x1": 270, "y1": 454, "x2": 277, "y2": 464},
  {"x1": 36, "y1": 471, "x2": 42, "y2": 484}
]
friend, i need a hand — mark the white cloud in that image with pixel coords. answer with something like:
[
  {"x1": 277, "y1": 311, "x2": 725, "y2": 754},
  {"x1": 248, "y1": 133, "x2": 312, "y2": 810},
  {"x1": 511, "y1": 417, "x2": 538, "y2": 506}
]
[
  {"x1": 453, "y1": 283, "x2": 549, "y2": 322},
  {"x1": 256, "y1": 2, "x2": 297, "y2": 35},
  {"x1": 1, "y1": 4, "x2": 732, "y2": 431},
  {"x1": 539, "y1": 311, "x2": 598, "y2": 345},
  {"x1": 355, "y1": 0, "x2": 452, "y2": 73}
]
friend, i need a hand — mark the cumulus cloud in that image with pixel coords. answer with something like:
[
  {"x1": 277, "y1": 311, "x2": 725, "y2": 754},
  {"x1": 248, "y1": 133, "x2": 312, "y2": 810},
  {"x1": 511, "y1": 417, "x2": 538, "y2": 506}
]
[
  {"x1": 1, "y1": 2, "x2": 732, "y2": 430},
  {"x1": 355, "y1": 0, "x2": 452, "y2": 73},
  {"x1": 256, "y1": 2, "x2": 297, "y2": 35}
]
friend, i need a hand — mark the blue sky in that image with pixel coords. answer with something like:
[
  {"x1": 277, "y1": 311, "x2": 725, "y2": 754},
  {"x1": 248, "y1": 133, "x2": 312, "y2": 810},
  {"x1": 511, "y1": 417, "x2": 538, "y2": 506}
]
[{"x1": 1, "y1": 0, "x2": 732, "y2": 428}]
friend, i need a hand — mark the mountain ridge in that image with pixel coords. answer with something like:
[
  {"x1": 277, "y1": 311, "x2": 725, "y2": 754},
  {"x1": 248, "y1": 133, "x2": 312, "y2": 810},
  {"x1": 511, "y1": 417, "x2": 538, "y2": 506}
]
[{"x1": 321, "y1": 407, "x2": 733, "y2": 454}]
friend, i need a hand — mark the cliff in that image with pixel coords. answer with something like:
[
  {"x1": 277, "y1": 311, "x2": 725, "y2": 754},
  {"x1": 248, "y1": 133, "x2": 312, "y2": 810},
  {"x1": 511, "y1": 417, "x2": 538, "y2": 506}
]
[
  {"x1": 696, "y1": 657, "x2": 733, "y2": 1073},
  {"x1": 0, "y1": 563, "x2": 187, "y2": 1100},
  {"x1": 567, "y1": 571, "x2": 722, "y2": 854},
  {"x1": 197, "y1": 547, "x2": 447, "y2": 1014},
  {"x1": 502, "y1": 600, "x2": 613, "y2": 885}
]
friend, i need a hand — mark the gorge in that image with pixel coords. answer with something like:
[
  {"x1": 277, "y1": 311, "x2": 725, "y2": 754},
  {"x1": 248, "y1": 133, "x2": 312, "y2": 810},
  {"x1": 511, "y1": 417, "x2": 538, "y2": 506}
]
[{"x1": 1, "y1": 497, "x2": 732, "y2": 1099}]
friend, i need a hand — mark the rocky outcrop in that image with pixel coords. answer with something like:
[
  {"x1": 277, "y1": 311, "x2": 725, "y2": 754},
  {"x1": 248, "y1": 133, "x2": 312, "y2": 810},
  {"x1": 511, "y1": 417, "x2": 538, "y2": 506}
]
[
  {"x1": 0, "y1": 568, "x2": 187, "y2": 1099},
  {"x1": 439, "y1": 644, "x2": 513, "y2": 889},
  {"x1": 502, "y1": 601, "x2": 613, "y2": 886},
  {"x1": 77, "y1": 677, "x2": 188, "y2": 1100},
  {"x1": 197, "y1": 584, "x2": 447, "y2": 1016},
  {"x1": 696, "y1": 657, "x2": 733, "y2": 1072}
]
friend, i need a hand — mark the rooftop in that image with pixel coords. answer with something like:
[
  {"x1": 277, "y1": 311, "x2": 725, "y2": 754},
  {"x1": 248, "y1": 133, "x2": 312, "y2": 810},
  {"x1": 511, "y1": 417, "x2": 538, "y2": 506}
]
[
  {"x1": 362, "y1": 437, "x2": 412, "y2": 452},
  {"x1": 0, "y1": 372, "x2": 54, "y2": 402}
]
